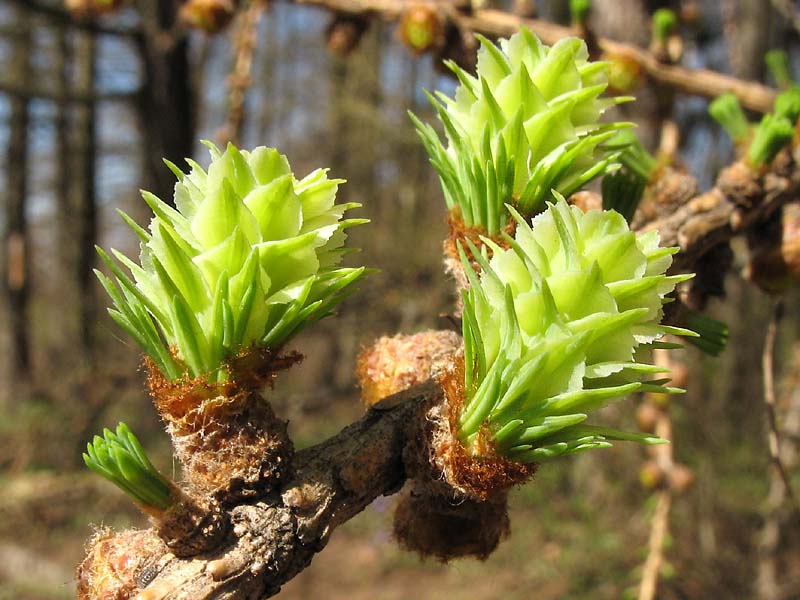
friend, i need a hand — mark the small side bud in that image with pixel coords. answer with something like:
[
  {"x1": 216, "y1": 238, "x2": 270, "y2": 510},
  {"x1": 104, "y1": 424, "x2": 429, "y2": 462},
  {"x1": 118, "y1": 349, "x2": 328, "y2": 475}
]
[
  {"x1": 83, "y1": 423, "x2": 175, "y2": 514},
  {"x1": 773, "y1": 87, "x2": 800, "y2": 125},
  {"x1": 570, "y1": 0, "x2": 591, "y2": 27},
  {"x1": 179, "y1": 0, "x2": 238, "y2": 34},
  {"x1": 398, "y1": 3, "x2": 444, "y2": 55},
  {"x1": 667, "y1": 463, "x2": 695, "y2": 494},
  {"x1": 747, "y1": 114, "x2": 794, "y2": 168},
  {"x1": 606, "y1": 52, "x2": 644, "y2": 94},
  {"x1": 709, "y1": 93, "x2": 751, "y2": 145},
  {"x1": 639, "y1": 461, "x2": 665, "y2": 490},
  {"x1": 635, "y1": 403, "x2": 661, "y2": 434},
  {"x1": 651, "y1": 8, "x2": 678, "y2": 46},
  {"x1": 765, "y1": 49, "x2": 793, "y2": 90},
  {"x1": 64, "y1": 0, "x2": 125, "y2": 17}
]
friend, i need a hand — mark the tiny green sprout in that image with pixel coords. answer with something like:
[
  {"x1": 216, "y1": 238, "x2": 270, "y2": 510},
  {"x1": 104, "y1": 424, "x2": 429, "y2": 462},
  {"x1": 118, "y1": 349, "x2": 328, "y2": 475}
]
[
  {"x1": 773, "y1": 86, "x2": 800, "y2": 125},
  {"x1": 411, "y1": 27, "x2": 630, "y2": 236},
  {"x1": 709, "y1": 93, "x2": 750, "y2": 144},
  {"x1": 684, "y1": 312, "x2": 728, "y2": 357},
  {"x1": 96, "y1": 142, "x2": 368, "y2": 381},
  {"x1": 570, "y1": 0, "x2": 591, "y2": 26},
  {"x1": 83, "y1": 423, "x2": 174, "y2": 511},
  {"x1": 458, "y1": 197, "x2": 694, "y2": 462},
  {"x1": 765, "y1": 49, "x2": 792, "y2": 90},
  {"x1": 652, "y1": 9, "x2": 678, "y2": 45},
  {"x1": 747, "y1": 113, "x2": 795, "y2": 168}
]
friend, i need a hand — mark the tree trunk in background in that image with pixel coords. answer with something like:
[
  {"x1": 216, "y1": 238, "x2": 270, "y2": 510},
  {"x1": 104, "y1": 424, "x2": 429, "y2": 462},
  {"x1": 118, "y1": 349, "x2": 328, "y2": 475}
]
[
  {"x1": 135, "y1": 0, "x2": 195, "y2": 202},
  {"x1": 3, "y1": 5, "x2": 33, "y2": 384},
  {"x1": 73, "y1": 30, "x2": 98, "y2": 356},
  {"x1": 723, "y1": 0, "x2": 773, "y2": 81}
]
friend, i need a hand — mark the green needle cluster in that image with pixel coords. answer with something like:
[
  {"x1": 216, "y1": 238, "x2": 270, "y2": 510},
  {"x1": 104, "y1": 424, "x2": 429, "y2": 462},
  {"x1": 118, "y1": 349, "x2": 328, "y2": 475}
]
[
  {"x1": 96, "y1": 142, "x2": 368, "y2": 381},
  {"x1": 458, "y1": 198, "x2": 694, "y2": 462},
  {"x1": 83, "y1": 423, "x2": 174, "y2": 510},
  {"x1": 411, "y1": 27, "x2": 630, "y2": 236},
  {"x1": 601, "y1": 130, "x2": 657, "y2": 223}
]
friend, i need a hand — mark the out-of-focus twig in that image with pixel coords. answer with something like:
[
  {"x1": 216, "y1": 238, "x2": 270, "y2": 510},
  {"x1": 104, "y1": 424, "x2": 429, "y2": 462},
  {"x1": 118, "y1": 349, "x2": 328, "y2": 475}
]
[
  {"x1": 639, "y1": 491, "x2": 673, "y2": 600},
  {"x1": 221, "y1": 0, "x2": 265, "y2": 145},
  {"x1": 762, "y1": 300, "x2": 798, "y2": 510},
  {"x1": 293, "y1": 0, "x2": 776, "y2": 112},
  {"x1": 637, "y1": 348, "x2": 678, "y2": 600},
  {"x1": 770, "y1": 0, "x2": 800, "y2": 35}
]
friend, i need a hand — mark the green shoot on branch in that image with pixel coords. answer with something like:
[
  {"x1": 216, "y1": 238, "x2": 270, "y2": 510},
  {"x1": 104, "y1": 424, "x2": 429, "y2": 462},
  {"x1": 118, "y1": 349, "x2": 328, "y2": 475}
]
[
  {"x1": 458, "y1": 197, "x2": 695, "y2": 462},
  {"x1": 83, "y1": 423, "x2": 174, "y2": 510},
  {"x1": 411, "y1": 27, "x2": 631, "y2": 236},
  {"x1": 709, "y1": 93, "x2": 751, "y2": 144},
  {"x1": 652, "y1": 9, "x2": 678, "y2": 45},
  {"x1": 748, "y1": 114, "x2": 794, "y2": 168},
  {"x1": 95, "y1": 143, "x2": 368, "y2": 382}
]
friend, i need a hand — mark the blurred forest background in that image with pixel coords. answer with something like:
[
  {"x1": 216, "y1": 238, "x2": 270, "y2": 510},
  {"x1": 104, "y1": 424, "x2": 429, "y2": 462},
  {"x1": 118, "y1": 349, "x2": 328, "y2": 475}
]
[{"x1": 1, "y1": 0, "x2": 800, "y2": 598}]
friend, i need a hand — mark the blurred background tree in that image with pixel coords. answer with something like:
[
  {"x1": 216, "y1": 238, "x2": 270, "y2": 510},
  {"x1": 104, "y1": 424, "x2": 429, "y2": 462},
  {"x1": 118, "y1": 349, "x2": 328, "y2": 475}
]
[{"x1": 0, "y1": 0, "x2": 799, "y2": 598}]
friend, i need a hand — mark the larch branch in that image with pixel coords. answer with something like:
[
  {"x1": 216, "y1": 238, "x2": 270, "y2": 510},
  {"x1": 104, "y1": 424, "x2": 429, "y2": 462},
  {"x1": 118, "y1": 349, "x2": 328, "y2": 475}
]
[{"x1": 292, "y1": 0, "x2": 776, "y2": 112}]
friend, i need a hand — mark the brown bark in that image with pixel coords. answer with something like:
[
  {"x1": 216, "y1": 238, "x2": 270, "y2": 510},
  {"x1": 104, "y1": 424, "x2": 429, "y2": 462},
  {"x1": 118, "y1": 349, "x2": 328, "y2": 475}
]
[{"x1": 77, "y1": 382, "x2": 442, "y2": 600}]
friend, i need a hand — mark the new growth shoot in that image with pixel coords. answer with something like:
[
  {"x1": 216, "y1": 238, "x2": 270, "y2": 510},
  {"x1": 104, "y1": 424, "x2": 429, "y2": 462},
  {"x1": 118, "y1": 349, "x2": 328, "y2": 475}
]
[
  {"x1": 83, "y1": 423, "x2": 174, "y2": 511},
  {"x1": 95, "y1": 143, "x2": 368, "y2": 382}
]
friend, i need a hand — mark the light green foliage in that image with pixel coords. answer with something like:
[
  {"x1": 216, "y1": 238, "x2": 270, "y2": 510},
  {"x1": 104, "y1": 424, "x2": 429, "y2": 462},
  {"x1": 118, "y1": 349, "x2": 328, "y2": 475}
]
[
  {"x1": 459, "y1": 198, "x2": 694, "y2": 462},
  {"x1": 708, "y1": 93, "x2": 750, "y2": 144},
  {"x1": 83, "y1": 423, "x2": 173, "y2": 510},
  {"x1": 96, "y1": 142, "x2": 368, "y2": 381},
  {"x1": 411, "y1": 28, "x2": 630, "y2": 235}
]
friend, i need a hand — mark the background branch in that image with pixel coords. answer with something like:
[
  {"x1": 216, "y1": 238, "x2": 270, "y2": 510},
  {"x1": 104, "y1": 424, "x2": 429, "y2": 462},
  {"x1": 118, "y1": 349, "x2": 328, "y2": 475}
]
[{"x1": 294, "y1": 0, "x2": 776, "y2": 112}]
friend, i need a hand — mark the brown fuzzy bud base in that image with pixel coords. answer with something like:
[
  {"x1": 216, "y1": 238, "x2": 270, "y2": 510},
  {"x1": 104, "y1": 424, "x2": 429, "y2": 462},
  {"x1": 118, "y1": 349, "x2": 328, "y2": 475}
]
[
  {"x1": 443, "y1": 209, "x2": 517, "y2": 310},
  {"x1": 146, "y1": 350, "x2": 299, "y2": 501},
  {"x1": 393, "y1": 484, "x2": 510, "y2": 561},
  {"x1": 404, "y1": 356, "x2": 536, "y2": 502},
  {"x1": 356, "y1": 330, "x2": 462, "y2": 406},
  {"x1": 77, "y1": 528, "x2": 165, "y2": 600}
]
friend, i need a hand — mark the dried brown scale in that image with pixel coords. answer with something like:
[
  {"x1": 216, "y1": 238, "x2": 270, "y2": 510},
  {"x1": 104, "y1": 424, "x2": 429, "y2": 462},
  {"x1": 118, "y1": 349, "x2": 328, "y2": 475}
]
[
  {"x1": 402, "y1": 356, "x2": 535, "y2": 502},
  {"x1": 443, "y1": 209, "x2": 517, "y2": 305},
  {"x1": 145, "y1": 349, "x2": 300, "y2": 500},
  {"x1": 568, "y1": 190, "x2": 603, "y2": 213},
  {"x1": 355, "y1": 330, "x2": 462, "y2": 406},
  {"x1": 393, "y1": 484, "x2": 510, "y2": 561},
  {"x1": 77, "y1": 529, "x2": 165, "y2": 600}
]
